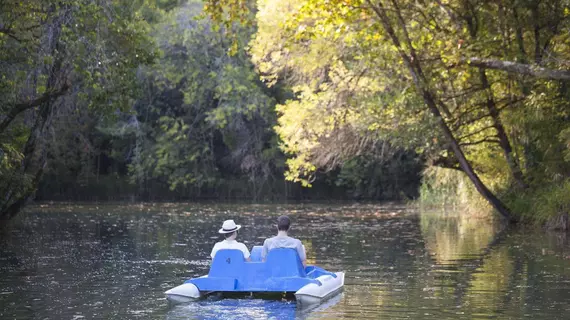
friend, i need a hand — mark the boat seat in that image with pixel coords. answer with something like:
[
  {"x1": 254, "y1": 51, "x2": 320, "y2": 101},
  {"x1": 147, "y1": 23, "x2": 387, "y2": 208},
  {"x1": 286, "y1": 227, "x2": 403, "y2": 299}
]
[
  {"x1": 209, "y1": 249, "x2": 245, "y2": 278},
  {"x1": 250, "y1": 245, "x2": 263, "y2": 262},
  {"x1": 190, "y1": 247, "x2": 320, "y2": 292},
  {"x1": 265, "y1": 248, "x2": 306, "y2": 278}
]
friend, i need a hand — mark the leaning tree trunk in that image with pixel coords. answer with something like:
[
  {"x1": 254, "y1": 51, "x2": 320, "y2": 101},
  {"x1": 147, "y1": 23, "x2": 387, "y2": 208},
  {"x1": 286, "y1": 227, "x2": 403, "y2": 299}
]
[
  {"x1": 478, "y1": 69, "x2": 527, "y2": 189},
  {"x1": 368, "y1": 0, "x2": 516, "y2": 222},
  {"x1": 0, "y1": 76, "x2": 61, "y2": 221},
  {"x1": 463, "y1": 15, "x2": 527, "y2": 190},
  {"x1": 420, "y1": 90, "x2": 515, "y2": 222},
  {"x1": 0, "y1": 6, "x2": 68, "y2": 221}
]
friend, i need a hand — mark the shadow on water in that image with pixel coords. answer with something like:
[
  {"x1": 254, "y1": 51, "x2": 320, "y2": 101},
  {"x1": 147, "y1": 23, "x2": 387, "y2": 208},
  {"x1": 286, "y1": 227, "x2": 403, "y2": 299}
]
[{"x1": 2, "y1": 203, "x2": 570, "y2": 319}]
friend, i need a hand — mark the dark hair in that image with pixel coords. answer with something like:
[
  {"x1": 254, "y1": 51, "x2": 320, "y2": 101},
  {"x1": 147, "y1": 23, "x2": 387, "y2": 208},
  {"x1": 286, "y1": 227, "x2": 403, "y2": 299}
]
[
  {"x1": 277, "y1": 215, "x2": 291, "y2": 231},
  {"x1": 224, "y1": 231, "x2": 237, "y2": 239}
]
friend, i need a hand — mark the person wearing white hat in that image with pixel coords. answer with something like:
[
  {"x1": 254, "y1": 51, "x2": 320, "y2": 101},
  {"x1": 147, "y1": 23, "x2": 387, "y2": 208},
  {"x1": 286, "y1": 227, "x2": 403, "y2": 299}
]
[{"x1": 210, "y1": 219, "x2": 251, "y2": 261}]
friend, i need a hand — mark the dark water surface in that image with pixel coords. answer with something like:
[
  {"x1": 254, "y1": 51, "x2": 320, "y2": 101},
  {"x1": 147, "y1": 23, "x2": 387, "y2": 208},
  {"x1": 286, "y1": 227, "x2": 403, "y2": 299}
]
[{"x1": 2, "y1": 203, "x2": 570, "y2": 319}]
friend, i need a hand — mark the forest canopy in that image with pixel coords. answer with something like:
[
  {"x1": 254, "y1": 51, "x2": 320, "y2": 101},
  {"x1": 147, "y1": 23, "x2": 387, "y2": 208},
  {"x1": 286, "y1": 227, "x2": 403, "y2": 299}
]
[
  {"x1": 2, "y1": 0, "x2": 570, "y2": 225},
  {"x1": 0, "y1": 0, "x2": 421, "y2": 221},
  {"x1": 206, "y1": 0, "x2": 570, "y2": 223}
]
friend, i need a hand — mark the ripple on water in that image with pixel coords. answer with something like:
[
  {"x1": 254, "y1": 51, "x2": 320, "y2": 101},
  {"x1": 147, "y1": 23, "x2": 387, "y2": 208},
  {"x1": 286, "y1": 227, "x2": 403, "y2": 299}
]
[{"x1": 1, "y1": 204, "x2": 570, "y2": 319}]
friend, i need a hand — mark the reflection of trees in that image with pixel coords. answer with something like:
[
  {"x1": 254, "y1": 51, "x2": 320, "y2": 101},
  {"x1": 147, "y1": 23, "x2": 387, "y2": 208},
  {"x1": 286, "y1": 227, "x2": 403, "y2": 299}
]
[
  {"x1": 420, "y1": 212, "x2": 499, "y2": 265},
  {"x1": 421, "y1": 212, "x2": 570, "y2": 318},
  {"x1": 465, "y1": 246, "x2": 514, "y2": 315},
  {"x1": 420, "y1": 212, "x2": 515, "y2": 316},
  {"x1": 8, "y1": 204, "x2": 570, "y2": 318}
]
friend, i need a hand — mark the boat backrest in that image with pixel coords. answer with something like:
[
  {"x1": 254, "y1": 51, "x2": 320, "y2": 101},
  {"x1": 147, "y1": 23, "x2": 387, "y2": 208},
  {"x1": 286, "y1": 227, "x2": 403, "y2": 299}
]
[
  {"x1": 250, "y1": 245, "x2": 263, "y2": 262},
  {"x1": 265, "y1": 248, "x2": 306, "y2": 278},
  {"x1": 209, "y1": 249, "x2": 245, "y2": 278}
]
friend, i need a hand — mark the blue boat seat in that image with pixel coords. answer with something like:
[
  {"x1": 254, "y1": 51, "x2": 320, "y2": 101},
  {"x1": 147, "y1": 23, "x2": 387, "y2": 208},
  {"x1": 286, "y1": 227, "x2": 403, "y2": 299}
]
[
  {"x1": 265, "y1": 248, "x2": 306, "y2": 278},
  {"x1": 209, "y1": 249, "x2": 246, "y2": 278},
  {"x1": 187, "y1": 247, "x2": 319, "y2": 292},
  {"x1": 250, "y1": 245, "x2": 263, "y2": 262}
]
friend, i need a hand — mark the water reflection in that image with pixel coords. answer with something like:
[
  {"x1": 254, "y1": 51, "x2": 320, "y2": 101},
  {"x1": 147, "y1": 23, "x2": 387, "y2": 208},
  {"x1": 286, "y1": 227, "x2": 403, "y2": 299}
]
[
  {"x1": 420, "y1": 210, "x2": 500, "y2": 265},
  {"x1": 164, "y1": 294, "x2": 343, "y2": 320},
  {"x1": 1, "y1": 203, "x2": 570, "y2": 319}
]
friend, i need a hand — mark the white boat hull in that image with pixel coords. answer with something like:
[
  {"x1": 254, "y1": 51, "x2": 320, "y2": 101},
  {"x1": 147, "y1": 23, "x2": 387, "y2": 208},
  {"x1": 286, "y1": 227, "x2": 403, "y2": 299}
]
[
  {"x1": 165, "y1": 283, "x2": 201, "y2": 303},
  {"x1": 165, "y1": 272, "x2": 345, "y2": 306},
  {"x1": 295, "y1": 272, "x2": 345, "y2": 306}
]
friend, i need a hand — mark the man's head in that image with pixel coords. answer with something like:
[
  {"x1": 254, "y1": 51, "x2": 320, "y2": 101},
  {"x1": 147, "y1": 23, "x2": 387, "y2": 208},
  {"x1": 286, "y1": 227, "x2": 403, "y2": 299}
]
[
  {"x1": 277, "y1": 215, "x2": 291, "y2": 231},
  {"x1": 219, "y1": 219, "x2": 241, "y2": 240},
  {"x1": 224, "y1": 230, "x2": 237, "y2": 239}
]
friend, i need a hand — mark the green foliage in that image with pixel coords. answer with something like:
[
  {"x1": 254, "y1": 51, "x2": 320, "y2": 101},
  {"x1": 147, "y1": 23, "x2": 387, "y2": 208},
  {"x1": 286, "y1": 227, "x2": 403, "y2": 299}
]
[
  {"x1": 335, "y1": 151, "x2": 422, "y2": 200},
  {"x1": 0, "y1": 0, "x2": 159, "y2": 218},
  {"x1": 419, "y1": 167, "x2": 487, "y2": 212},
  {"x1": 240, "y1": 0, "x2": 570, "y2": 221},
  {"x1": 121, "y1": 1, "x2": 282, "y2": 193},
  {"x1": 503, "y1": 179, "x2": 570, "y2": 224}
]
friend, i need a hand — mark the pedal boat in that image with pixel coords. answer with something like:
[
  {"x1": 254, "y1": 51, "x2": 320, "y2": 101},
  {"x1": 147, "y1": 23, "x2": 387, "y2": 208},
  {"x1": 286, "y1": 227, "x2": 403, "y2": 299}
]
[{"x1": 165, "y1": 246, "x2": 345, "y2": 306}]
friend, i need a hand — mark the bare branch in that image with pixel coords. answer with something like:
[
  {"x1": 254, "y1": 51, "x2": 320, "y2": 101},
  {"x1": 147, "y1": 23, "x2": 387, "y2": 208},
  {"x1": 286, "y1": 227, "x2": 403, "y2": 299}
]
[
  {"x1": 0, "y1": 83, "x2": 70, "y2": 133},
  {"x1": 457, "y1": 125, "x2": 496, "y2": 141},
  {"x1": 463, "y1": 57, "x2": 570, "y2": 81},
  {"x1": 459, "y1": 138, "x2": 501, "y2": 147}
]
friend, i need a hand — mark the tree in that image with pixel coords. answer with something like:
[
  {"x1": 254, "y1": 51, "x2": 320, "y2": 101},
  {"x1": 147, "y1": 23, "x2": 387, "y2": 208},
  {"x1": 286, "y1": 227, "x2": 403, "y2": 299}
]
[
  {"x1": 121, "y1": 1, "x2": 282, "y2": 199},
  {"x1": 207, "y1": 0, "x2": 570, "y2": 221},
  {"x1": 0, "y1": 0, "x2": 156, "y2": 220}
]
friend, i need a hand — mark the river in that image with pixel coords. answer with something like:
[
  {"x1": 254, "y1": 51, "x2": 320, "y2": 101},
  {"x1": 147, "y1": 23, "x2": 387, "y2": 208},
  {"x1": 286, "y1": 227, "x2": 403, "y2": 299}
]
[{"x1": 1, "y1": 203, "x2": 570, "y2": 319}]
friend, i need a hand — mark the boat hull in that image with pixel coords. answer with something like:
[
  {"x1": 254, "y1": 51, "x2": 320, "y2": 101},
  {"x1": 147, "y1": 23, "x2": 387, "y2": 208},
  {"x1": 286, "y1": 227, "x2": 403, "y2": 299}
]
[
  {"x1": 164, "y1": 248, "x2": 345, "y2": 306},
  {"x1": 165, "y1": 283, "x2": 201, "y2": 303},
  {"x1": 295, "y1": 272, "x2": 345, "y2": 306},
  {"x1": 165, "y1": 272, "x2": 345, "y2": 306}
]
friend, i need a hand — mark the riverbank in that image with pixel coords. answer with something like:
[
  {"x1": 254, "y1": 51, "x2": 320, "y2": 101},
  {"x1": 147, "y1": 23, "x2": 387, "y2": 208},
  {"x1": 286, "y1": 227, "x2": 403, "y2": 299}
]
[{"x1": 419, "y1": 167, "x2": 570, "y2": 230}]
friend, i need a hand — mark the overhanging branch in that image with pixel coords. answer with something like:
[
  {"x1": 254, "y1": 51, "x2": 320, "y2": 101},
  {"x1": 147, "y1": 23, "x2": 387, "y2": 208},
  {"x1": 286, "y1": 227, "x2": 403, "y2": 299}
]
[
  {"x1": 0, "y1": 83, "x2": 70, "y2": 133},
  {"x1": 463, "y1": 57, "x2": 570, "y2": 81}
]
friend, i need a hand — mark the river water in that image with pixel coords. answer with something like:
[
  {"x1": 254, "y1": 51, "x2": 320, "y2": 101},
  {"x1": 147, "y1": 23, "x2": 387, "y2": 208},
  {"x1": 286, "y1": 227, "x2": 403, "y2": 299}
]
[{"x1": 1, "y1": 203, "x2": 570, "y2": 319}]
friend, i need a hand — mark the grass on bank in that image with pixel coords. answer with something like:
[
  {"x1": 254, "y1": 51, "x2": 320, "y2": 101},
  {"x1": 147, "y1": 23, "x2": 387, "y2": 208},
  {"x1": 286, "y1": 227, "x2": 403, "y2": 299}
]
[{"x1": 419, "y1": 166, "x2": 570, "y2": 228}]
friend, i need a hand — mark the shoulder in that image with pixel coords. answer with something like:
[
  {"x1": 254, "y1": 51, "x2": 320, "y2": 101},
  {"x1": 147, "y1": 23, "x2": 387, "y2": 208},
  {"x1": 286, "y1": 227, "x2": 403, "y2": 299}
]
[
  {"x1": 293, "y1": 238, "x2": 304, "y2": 247},
  {"x1": 290, "y1": 237, "x2": 302, "y2": 244}
]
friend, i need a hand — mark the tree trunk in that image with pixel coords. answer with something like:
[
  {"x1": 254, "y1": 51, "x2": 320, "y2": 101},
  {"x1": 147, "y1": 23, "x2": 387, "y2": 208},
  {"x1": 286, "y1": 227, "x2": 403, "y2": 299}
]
[
  {"x1": 368, "y1": 0, "x2": 515, "y2": 222},
  {"x1": 420, "y1": 90, "x2": 515, "y2": 222},
  {"x1": 0, "y1": 167, "x2": 44, "y2": 222},
  {"x1": 0, "y1": 6, "x2": 67, "y2": 221},
  {"x1": 478, "y1": 69, "x2": 527, "y2": 189}
]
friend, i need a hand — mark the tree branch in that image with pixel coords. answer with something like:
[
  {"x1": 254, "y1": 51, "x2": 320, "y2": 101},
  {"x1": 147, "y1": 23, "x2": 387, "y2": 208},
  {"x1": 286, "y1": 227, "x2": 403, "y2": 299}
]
[
  {"x1": 457, "y1": 125, "x2": 496, "y2": 141},
  {"x1": 0, "y1": 83, "x2": 69, "y2": 133},
  {"x1": 0, "y1": 27, "x2": 22, "y2": 42},
  {"x1": 459, "y1": 138, "x2": 501, "y2": 147},
  {"x1": 463, "y1": 57, "x2": 570, "y2": 81}
]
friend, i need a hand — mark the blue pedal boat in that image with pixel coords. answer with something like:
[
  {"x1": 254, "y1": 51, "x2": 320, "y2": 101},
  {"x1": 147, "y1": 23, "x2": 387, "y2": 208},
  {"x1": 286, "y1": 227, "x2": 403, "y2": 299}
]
[{"x1": 165, "y1": 246, "x2": 345, "y2": 306}]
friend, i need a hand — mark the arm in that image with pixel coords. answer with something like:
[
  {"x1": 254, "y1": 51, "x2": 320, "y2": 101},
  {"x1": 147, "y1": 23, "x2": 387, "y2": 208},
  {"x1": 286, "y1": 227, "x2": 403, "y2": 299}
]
[
  {"x1": 297, "y1": 241, "x2": 307, "y2": 267},
  {"x1": 241, "y1": 243, "x2": 251, "y2": 262},
  {"x1": 210, "y1": 243, "x2": 219, "y2": 259},
  {"x1": 261, "y1": 240, "x2": 268, "y2": 262}
]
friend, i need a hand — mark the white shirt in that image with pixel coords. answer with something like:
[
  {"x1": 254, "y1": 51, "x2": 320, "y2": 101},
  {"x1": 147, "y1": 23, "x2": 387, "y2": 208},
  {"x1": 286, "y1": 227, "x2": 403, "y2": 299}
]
[{"x1": 210, "y1": 239, "x2": 251, "y2": 259}]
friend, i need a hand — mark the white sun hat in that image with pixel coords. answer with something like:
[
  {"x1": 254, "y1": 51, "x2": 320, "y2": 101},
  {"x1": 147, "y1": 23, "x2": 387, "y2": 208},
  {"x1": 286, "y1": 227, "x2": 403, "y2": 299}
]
[{"x1": 218, "y1": 219, "x2": 242, "y2": 234}]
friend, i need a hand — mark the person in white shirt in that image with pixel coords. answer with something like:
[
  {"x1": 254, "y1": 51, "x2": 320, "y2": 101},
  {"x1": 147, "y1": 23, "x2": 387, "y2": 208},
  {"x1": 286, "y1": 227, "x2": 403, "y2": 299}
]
[
  {"x1": 210, "y1": 219, "x2": 251, "y2": 261},
  {"x1": 261, "y1": 215, "x2": 306, "y2": 266}
]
